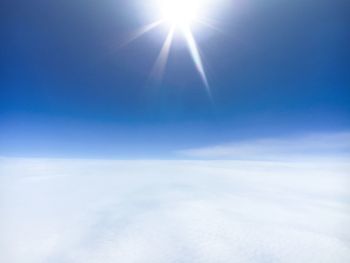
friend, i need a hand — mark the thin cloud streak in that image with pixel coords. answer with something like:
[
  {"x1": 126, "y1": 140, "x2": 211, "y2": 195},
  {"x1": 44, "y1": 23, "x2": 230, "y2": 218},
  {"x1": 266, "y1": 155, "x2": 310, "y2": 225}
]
[{"x1": 180, "y1": 132, "x2": 350, "y2": 160}]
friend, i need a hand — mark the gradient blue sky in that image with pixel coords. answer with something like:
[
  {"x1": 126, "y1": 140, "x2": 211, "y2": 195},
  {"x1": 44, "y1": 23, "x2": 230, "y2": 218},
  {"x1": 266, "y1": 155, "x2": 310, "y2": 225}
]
[{"x1": 1, "y1": 0, "x2": 349, "y2": 158}]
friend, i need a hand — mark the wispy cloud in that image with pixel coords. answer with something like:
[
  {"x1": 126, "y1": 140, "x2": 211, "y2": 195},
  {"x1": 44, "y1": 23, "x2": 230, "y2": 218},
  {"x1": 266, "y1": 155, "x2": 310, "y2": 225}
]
[{"x1": 179, "y1": 132, "x2": 350, "y2": 160}]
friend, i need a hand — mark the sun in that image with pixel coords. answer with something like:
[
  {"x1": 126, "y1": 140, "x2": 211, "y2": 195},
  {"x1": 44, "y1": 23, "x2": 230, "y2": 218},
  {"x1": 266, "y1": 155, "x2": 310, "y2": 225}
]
[
  {"x1": 159, "y1": 0, "x2": 200, "y2": 28},
  {"x1": 125, "y1": 0, "x2": 222, "y2": 96}
]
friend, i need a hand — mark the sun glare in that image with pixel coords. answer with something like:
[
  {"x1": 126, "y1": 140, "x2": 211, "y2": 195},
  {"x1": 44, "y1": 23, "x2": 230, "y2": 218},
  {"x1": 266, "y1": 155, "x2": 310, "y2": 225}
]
[
  {"x1": 159, "y1": 0, "x2": 200, "y2": 28},
  {"x1": 155, "y1": 0, "x2": 211, "y2": 95},
  {"x1": 126, "y1": 0, "x2": 222, "y2": 96}
]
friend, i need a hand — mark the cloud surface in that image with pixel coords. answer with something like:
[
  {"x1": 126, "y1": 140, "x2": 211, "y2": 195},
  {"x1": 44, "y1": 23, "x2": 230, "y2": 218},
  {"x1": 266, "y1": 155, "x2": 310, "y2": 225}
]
[{"x1": 1, "y1": 158, "x2": 350, "y2": 262}]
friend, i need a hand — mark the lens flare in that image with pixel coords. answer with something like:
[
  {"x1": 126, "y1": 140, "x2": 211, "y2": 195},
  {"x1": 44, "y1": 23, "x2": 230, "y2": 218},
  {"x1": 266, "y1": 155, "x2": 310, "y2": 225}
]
[{"x1": 125, "y1": 0, "x2": 220, "y2": 96}]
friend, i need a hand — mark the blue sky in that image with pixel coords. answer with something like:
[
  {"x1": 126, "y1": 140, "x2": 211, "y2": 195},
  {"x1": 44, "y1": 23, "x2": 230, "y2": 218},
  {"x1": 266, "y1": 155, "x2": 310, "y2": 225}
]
[{"x1": 1, "y1": 0, "x2": 349, "y2": 158}]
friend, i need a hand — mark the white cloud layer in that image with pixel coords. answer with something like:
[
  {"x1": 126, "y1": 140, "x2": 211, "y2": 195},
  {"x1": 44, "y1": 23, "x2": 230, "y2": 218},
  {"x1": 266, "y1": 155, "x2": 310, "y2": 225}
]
[
  {"x1": 1, "y1": 158, "x2": 350, "y2": 262},
  {"x1": 180, "y1": 132, "x2": 350, "y2": 160}
]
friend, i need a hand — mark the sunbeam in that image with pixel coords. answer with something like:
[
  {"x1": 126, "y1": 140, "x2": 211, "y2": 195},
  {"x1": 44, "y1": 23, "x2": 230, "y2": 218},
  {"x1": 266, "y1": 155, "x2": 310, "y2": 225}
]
[
  {"x1": 151, "y1": 26, "x2": 175, "y2": 82},
  {"x1": 126, "y1": 0, "x2": 223, "y2": 96},
  {"x1": 182, "y1": 26, "x2": 211, "y2": 95},
  {"x1": 121, "y1": 20, "x2": 163, "y2": 47}
]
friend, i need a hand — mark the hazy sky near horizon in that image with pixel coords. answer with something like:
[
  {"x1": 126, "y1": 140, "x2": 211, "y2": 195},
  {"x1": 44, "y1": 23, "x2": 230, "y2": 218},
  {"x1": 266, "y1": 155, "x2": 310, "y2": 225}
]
[{"x1": 1, "y1": 0, "x2": 349, "y2": 158}]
